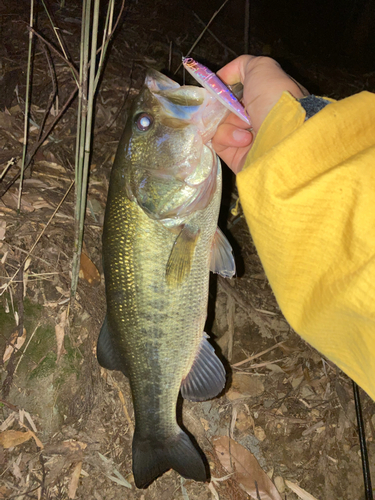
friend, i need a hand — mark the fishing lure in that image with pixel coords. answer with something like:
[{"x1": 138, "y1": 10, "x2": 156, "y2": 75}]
[{"x1": 182, "y1": 56, "x2": 251, "y2": 126}]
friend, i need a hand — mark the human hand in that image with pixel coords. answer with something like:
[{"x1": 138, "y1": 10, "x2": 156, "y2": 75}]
[{"x1": 212, "y1": 55, "x2": 308, "y2": 173}]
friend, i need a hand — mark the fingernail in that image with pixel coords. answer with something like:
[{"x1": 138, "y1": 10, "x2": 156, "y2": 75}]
[{"x1": 232, "y1": 129, "x2": 252, "y2": 143}]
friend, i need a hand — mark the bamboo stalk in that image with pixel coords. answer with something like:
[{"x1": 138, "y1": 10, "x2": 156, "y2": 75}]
[
  {"x1": 71, "y1": 0, "x2": 125, "y2": 298},
  {"x1": 17, "y1": 0, "x2": 35, "y2": 212}
]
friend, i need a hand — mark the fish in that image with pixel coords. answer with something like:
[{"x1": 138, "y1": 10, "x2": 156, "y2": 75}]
[
  {"x1": 97, "y1": 69, "x2": 236, "y2": 489},
  {"x1": 182, "y1": 56, "x2": 252, "y2": 126}
]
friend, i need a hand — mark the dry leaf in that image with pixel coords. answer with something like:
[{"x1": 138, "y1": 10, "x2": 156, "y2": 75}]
[
  {"x1": 79, "y1": 253, "x2": 101, "y2": 286},
  {"x1": 200, "y1": 418, "x2": 210, "y2": 431},
  {"x1": 227, "y1": 373, "x2": 265, "y2": 401},
  {"x1": 0, "y1": 220, "x2": 6, "y2": 240},
  {"x1": 254, "y1": 426, "x2": 266, "y2": 442},
  {"x1": 0, "y1": 486, "x2": 12, "y2": 499},
  {"x1": 214, "y1": 436, "x2": 282, "y2": 500},
  {"x1": 235, "y1": 411, "x2": 254, "y2": 432},
  {"x1": 33, "y1": 200, "x2": 53, "y2": 210},
  {"x1": 0, "y1": 429, "x2": 32, "y2": 448},
  {"x1": 3, "y1": 328, "x2": 27, "y2": 362},
  {"x1": 0, "y1": 412, "x2": 16, "y2": 432},
  {"x1": 68, "y1": 461, "x2": 82, "y2": 499},
  {"x1": 1, "y1": 192, "x2": 35, "y2": 213},
  {"x1": 285, "y1": 480, "x2": 319, "y2": 500},
  {"x1": 55, "y1": 309, "x2": 67, "y2": 361},
  {"x1": 18, "y1": 421, "x2": 43, "y2": 449},
  {"x1": 274, "y1": 476, "x2": 285, "y2": 494}
]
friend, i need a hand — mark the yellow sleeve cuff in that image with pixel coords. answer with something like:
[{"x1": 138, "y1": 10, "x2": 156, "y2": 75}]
[{"x1": 237, "y1": 91, "x2": 375, "y2": 400}]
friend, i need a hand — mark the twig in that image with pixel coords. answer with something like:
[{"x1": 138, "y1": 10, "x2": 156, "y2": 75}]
[
  {"x1": 232, "y1": 341, "x2": 285, "y2": 367},
  {"x1": 39, "y1": 0, "x2": 78, "y2": 85},
  {"x1": 108, "y1": 373, "x2": 134, "y2": 433},
  {"x1": 36, "y1": 43, "x2": 58, "y2": 143},
  {"x1": 218, "y1": 277, "x2": 269, "y2": 321},
  {"x1": 0, "y1": 87, "x2": 77, "y2": 198},
  {"x1": 255, "y1": 480, "x2": 261, "y2": 500},
  {"x1": 175, "y1": 0, "x2": 230, "y2": 74},
  {"x1": 191, "y1": 10, "x2": 238, "y2": 58},
  {"x1": 16, "y1": 264, "x2": 24, "y2": 337},
  {"x1": 0, "y1": 180, "x2": 74, "y2": 296},
  {"x1": 353, "y1": 381, "x2": 373, "y2": 500},
  {"x1": 226, "y1": 294, "x2": 235, "y2": 362},
  {"x1": 234, "y1": 357, "x2": 285, "y2": 371},
  {"x1": 14, "y1": 322, "x2": 41, "y2": 374},
  {"x1": 27, "y1": 25, "x2": 79, "y2": 82},
  {"x1": 0, "y1": 398, "x2": 18, "y2": 411}
]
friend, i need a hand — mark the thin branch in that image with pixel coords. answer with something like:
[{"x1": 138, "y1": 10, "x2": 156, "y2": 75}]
[
  {"x1": 175, "y1": 0, "x2": 230, "y2": 74},
  {"x1": 0, "y1": 86, "x2": 78, "y2": 198},
  {"x1": 27, "y1": 25, "x2": 79, "y2": 82},
  {"x1": 191, "y1": 10, "x2": 238, "y2": 58},
  {"x1": 37, "y1": 43, "x2": 58, "y2": 143},
  {"x1": 0, "y1": 180, "x2": 74, "y2": 297}
]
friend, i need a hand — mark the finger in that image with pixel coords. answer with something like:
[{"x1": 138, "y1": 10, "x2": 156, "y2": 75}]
[
  {"x1": 212, "y1": 122, "x2": 253, "y2": 150},
  {"x1": 216, "y1": 55, "x2": 254, "y2": 85}
]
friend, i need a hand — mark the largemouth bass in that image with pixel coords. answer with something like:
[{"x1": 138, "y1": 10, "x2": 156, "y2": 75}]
[{"x1": 98, "y1": 70, "x2": 235, "y2": 488}]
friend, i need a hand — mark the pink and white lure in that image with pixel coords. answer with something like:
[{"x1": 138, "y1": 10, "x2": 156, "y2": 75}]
[{"x1": 182, "y1": 56, "x2": 251, "y2": 126}]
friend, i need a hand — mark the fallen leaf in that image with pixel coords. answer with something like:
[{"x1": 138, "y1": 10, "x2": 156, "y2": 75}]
[
  {"x1": 3, "y1": 328, "x2": 27, "y2": 362},
  {"x1": 226, "y1": 373, "x2": 265, "y2": 401},
  {"x1": 79, "y1": 253, "x2": 101, "y2": 286},
  {"x1": 214, "y1": 436, "x2": 282, "y2": 500},
  {"x1": 1, "y1": 192, "x2": 35, "y2": 213},
  {"x1": 18, "y1": 421, "x2": 43, "y2": 449},
  {"x1": 55, "y1": 309, "x2": 68, "y2": 361},
  {"x1": 68, "y1": 461, "x2": 82, "y2": 499},
  {"x1": 33, "y1": 200, "x2": 53, "y2": 210},
  {"x1": 0, "y1": 220, "x2": 6, "y2": 240},
  {"x1": 285, "y1": 480, "x2": 319, "y2": 500},
  {"x1": 200, "y1": 418, "x2": 210, "y2": 431},
  {"x1": 0, "y1": 486, "x2": 12, "y2": 499},
  {"x1": 0, "y1": 429, "x2": 32, "y2": 448},
  {"x1": 235, "y1": 411, "x2": 254, "y2": 432},
  {"x1": 254, "y1": 426, "x2": 266, "y2": 442},
  {"x1": 274, "y1": 476, "x2": 285, "y2": 494},
  {"x1": 43, "y1": 440, "x2": 87, "y2": 456},
  {"x1": 0, "y1": 412, "x2": 16, "y2": 432}
]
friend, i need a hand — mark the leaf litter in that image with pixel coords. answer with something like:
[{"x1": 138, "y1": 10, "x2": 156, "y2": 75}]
[{"x1": 0, "y1": 1, "x2": 374, "y2": 499}]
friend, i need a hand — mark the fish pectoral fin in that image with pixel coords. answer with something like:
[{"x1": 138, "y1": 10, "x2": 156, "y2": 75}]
[
  {"x1": 209, "y1": 227, "x2": 236, "y2": 278},
  {"x1": 180, "y1": 333, "x2": 226, "y2": 402},
  {"x1": 166, "y1": 224, "x2": 200, "y2": 287},
  {"x1": 97, "y1": 315, "x2": 128, "y2": 377},
  {"x1": 132, "y1": 428, "x2": 207, "y2": 488}
]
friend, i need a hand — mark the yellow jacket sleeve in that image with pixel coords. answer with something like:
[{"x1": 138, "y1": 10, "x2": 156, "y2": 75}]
[{"x1": 237, "y1": 91, "x2": 375, "y2": 400}]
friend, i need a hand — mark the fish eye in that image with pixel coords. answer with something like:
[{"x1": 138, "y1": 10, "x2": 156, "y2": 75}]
[{"x1": 135, "y1": 113, "x2": 153, "y2": 132}]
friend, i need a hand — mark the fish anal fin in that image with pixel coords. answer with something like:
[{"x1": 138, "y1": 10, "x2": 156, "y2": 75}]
[
  {"x1": 132, "y1": 428, "x2": 207, "y2": 488},
  {"x1": 210, "y1": 227, "x2": 236, "y2": 278},
  {"x1": 97, "y1": 315, "x2": 128, "y2": 377},
  {"x1": 180, "y1": 333, "x2": 226, "y2": 402},
  {"x1": 166, "y1": 225, "x2": 200, "y2": 287}
]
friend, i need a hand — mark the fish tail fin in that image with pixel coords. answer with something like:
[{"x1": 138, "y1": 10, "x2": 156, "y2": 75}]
[{"x1": 132, "y1": 428, "x2": 207, "y2": 488}]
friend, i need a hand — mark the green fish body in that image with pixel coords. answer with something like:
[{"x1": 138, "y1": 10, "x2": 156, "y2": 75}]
[{"x1": 98, "y1": 70, "x2": 235, "y2": 488}]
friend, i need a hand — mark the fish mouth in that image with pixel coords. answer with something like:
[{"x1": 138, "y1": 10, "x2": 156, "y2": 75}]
[
  {"x1": 145, "y1": 70, "x2": 207, "y2": 122},
  {"x1": 145, "y1": 69, "x2": 180, "y2": 92}
]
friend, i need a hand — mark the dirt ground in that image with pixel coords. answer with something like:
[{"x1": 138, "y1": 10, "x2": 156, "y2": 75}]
[{"x1": 1, "y1": 1, "x2": 375, "y2": 499}]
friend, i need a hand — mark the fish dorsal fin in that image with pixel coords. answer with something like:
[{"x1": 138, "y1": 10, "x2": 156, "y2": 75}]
[
  {"x1": 166, "y1": 225, "x2": 200, "y2": 287},
  {"x1": 180, "y1": 333, "x2": 226, "y2": 401},
  {"x1": 210, "y1": 227, "x2": 236, "y2": 278}
]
